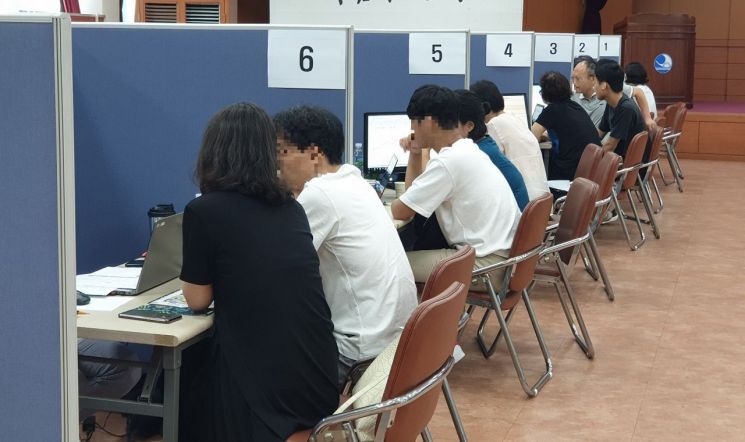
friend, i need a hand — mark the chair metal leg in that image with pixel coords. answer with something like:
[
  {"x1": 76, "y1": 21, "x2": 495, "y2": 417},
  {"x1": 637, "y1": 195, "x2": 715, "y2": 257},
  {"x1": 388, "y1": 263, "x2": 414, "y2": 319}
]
[
  {"x1": 624, "y1": 189, "x2": 647, "y2": 250},
  {"x1": 587, "y1": 230, "x2": 614, "y2": 301},
  {"x1": 657, "y1": 160, "x2": 674, "y2": 186},
  {"x1": 638, "y1": 179, "x2": 661, "y2": 239},
  {"x1": 581, "y1": 241, "x2": 600, "y2": 281},
  {"x1": 555, "y1": 262, "x2": 595, "y2": 358},
  {"x1": 421, "y1": 426, "x2": 434, "y2": 442},
  {"x1": 456, "y1": 306, "x2": 475, "y2": 340},
  {"x1": 612, "y1": 189, "x2": 645, "y2": 251},
  {"x1": 442, "y1": 379, "x2": 468, "y2": 442},
  {"x1": 665, "y1": 142, "x2": 684, "y2": 192},
  {"x1": 475, "y1": 302, "x2": 517, "y2": 358}
]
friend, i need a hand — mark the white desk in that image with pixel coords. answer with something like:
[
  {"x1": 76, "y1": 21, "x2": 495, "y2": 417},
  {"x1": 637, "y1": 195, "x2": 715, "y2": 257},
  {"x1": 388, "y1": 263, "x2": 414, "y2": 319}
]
[
  {"x1": 78, "y1": 278, "x2": 212, "y2": 441},
  {"x1": 382, "y1": 188, "x2": 412, "y2": 230}
]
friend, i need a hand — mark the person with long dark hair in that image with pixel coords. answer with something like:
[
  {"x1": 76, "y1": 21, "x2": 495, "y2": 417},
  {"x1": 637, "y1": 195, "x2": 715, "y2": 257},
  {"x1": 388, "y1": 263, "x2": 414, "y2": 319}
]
[{"x1": 179, "y1": 102, "x2": 339, "y2": 441}]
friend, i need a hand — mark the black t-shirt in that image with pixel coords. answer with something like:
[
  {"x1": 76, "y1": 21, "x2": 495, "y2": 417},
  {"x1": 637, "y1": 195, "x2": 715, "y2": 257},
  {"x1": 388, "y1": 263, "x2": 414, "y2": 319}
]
[
  {"x1": 180, "y1": 191, "x2": 339, "y2": 440},
  {"x1": 599, "y1": 94, "x2": 647, "y2": 158},
  {"x1": 536, "y1": 99, "x2": 601, "y2": 180}
]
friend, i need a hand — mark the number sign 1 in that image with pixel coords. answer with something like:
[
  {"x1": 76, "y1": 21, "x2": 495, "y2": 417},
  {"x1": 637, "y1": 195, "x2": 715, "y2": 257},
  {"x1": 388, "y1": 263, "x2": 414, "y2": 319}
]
[
  {"x1": 267, "y1": 29, "x2": 347, "y2": 90},
  {"x1": 409, "y1": 32, "x2": 467, "y2": 75},
  {"x1": 534, "y1": 34, "x2": 573, "y2": 62},
  {"x1": 599, "y1": 35, "x2": 622, "y2": 58},
  {"x1": 573, "y1": 35, "x2": 599, "y2": 59},
  {"x1": 486, "y1": 33, "x2": 532, "y2": 67}
]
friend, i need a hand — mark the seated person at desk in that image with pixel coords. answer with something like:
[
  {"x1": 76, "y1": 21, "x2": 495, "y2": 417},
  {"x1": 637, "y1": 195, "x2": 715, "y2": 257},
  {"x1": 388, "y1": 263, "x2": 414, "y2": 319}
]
[
  {"x1": 531, "y1": 71, "x2": 601, "y2": 181},
  {"x1": 273, "y1": 105, "x2": 416, "y2": 388},
  {"x1": 392, "y1": 85, "x2": 521, "y2": 285},
  {"x1": 78, "y1": 340, "x2": 141, "y2": 419},
  {"x1": 454, "y1": 88, "x2": 530, "y2": 210},
  {"x1": 594, "y1": 59, "x2": 649, "y2": 159},
  {"x1": 179, "y1": 103, "x2": 339, "y2": 442},
  {"x1": 470, "y1": 79, "x2": 549, "y2": 201},
  {"x1": 573, "y1": 55, "x2": 656, "y2": 130}
]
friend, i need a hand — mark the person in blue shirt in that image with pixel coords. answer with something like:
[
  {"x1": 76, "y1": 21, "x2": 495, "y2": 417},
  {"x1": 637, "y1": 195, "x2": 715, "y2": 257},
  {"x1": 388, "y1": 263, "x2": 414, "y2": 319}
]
[{"x1": 455, "y1": 89, "x2": 530, "y2": 210}]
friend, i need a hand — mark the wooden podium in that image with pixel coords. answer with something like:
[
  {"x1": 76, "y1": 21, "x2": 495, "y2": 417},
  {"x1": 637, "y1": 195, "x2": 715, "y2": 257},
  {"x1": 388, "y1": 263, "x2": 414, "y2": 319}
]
[{"x1": 614, "y1": 14, "x2": 696, "y2": 109}]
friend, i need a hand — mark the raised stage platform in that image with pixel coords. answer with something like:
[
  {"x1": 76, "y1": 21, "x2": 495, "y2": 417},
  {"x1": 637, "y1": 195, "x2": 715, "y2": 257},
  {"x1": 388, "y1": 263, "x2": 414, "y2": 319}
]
[{"x1": 678, "y1": 101, "x2": 745, "y2": 161}]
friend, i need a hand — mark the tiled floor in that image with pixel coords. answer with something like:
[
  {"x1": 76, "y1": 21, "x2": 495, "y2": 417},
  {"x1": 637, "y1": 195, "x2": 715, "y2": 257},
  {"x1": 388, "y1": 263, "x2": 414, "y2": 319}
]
[{"x1": 82, "y1": 159, "x2": 745, "y2": 441}]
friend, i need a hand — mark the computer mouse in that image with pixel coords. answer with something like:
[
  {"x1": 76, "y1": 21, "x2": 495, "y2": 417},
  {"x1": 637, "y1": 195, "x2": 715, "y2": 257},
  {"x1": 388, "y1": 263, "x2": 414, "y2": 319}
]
[{"x1": 77, "y1": 290, "x2": 91, "y2": 306}]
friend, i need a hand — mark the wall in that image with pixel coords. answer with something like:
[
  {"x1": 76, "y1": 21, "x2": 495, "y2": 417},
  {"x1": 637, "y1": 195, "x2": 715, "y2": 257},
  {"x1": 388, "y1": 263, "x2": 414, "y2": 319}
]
[
  {"x1": 522, "y1": 0, "x2": 632, "y2": 35},
  {"x1": 631, "y1": 0, "x2": 745, "y2": 102}
]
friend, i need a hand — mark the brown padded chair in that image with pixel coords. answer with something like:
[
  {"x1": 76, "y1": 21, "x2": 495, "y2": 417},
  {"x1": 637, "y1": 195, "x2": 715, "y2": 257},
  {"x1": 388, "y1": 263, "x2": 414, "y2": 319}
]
[
  {"x1": 286, "y1": 281, "x2": 468, "y2": 442},
  {"x1": 611, "y1": 131, "x2": 649, "y2": 251},
  {"x1": 466, "y1": 192, "x2": 554, "y2": 397},
  {"x1": 574, "y1": 144, "x2": 603, "y2": 180},
  {"x1": 580, "y1": 151, "x2": 622, "y2": 301},
  {"x1": 533, "y1": 178, "x2": 600, "y2": 358},
  {"x1": 627, "y1": 126, "x2": 665, "y2": 242},
  {"x1": 417, "y1": 245, "x2": 475, "y2": 442},
  {"x1": 658, "y1": 102, "x2": 687, "y2": 192}
]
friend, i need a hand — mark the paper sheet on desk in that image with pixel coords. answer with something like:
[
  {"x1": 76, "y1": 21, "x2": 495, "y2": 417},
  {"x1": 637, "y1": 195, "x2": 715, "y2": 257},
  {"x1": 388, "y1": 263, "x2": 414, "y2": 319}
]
[
  {"x1": 547, "y1": 180, "x2": 571, "y2": 193},
  {"x1": 78, "y1": 296, "x2": 132, "y2": 312},
  {"x1": 76, "y1": 266, "x2": 141, "y2": 296}
]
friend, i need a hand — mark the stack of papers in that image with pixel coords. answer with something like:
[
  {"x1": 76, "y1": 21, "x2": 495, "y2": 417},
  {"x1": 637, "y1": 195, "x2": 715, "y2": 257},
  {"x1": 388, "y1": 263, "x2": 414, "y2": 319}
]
[{"x1": 76, "y1": 267, "x2": 141, "y2": 296}]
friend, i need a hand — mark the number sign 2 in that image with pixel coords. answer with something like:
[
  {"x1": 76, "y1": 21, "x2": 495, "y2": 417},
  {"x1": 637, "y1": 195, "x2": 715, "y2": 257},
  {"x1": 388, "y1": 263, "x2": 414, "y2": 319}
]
[
  {"x1": 573, "y1": 35, "x2": 599, "y2": 59},
  {"x1": 486, "y1": 33, "x2": 532, "y2": 67},
  {"x1": 409, "y1": 32, "x2": 466, "y2": 75},
  {"x1": 268, "y1": 29, "x2": 347, "y2": 90}
]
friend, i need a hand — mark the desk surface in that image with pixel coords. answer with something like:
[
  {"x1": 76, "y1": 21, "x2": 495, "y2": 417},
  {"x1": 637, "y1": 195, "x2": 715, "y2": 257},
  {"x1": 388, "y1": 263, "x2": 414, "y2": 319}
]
[{"x1": 77, "y1": 278, "x2": 213, "y2": 347}]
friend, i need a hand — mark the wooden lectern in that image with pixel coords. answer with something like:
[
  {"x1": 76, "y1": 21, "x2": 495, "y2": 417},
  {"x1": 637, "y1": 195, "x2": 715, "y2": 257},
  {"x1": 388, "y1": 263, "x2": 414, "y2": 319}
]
[{"x1": 614, "y1": 14, "x2": 696, "y2": 109}]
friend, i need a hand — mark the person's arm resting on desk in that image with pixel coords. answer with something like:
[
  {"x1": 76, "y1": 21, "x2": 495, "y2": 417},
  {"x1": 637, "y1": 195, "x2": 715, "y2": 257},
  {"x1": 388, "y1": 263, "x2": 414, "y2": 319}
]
[
  {"x1": 182, "y1": 282, "x2": 213, "y2": 311},
  {"x1": 180, "y1": 205, "x2": 215, "y2": 312},
  {"x1": 393, "y1": 157, "x2": 452, "y2": 221},
  {"x1": 531, "y1": 122, "x2": 547, "y2": 142}
]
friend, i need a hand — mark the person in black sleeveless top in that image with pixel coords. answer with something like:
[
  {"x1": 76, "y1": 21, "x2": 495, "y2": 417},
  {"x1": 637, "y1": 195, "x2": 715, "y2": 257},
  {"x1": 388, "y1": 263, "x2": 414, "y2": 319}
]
[{"x1": 179, "y1": 103, "x2": 339, "y2": 441}]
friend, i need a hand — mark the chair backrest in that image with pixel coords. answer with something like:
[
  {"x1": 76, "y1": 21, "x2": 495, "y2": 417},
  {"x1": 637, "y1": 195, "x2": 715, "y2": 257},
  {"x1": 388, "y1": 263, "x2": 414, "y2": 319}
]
[
  {"x1": 646, "y1": 125, "x2": 665, "y2": 164},
  {"x1": 507, "y1": 192, "x2": 553, "y2": 293},
  {"x1": 573, "y1": 144, "x2": 603, "y2": 180},
  {"x1": 419, "y1": 246, "x2": 476, "y2": 304},
  {"x1": 590, "y1": 151, "x2": 622, "y2": 222},
  {"x1": 620, "y1": 131, "x2": 648, "y2": 190},
  {"x1": 381, "y1": 281, "x2": 467, "y2": 441},
  {"x1": 672, "y1": 102, "x2": 688, "y2": 134},
  {"x1": 662, "y1": 104, "x2": 678, "y2": 130},
  {"x1": 555, "y1": 178, "x2": 599, "y2": 265}
]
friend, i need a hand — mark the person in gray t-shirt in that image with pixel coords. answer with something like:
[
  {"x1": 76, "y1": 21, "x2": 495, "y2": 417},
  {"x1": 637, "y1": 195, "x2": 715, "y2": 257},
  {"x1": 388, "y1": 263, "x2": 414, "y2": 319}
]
[{"x1": 572, "y1": 56, "x2": 656, "y2": 130}]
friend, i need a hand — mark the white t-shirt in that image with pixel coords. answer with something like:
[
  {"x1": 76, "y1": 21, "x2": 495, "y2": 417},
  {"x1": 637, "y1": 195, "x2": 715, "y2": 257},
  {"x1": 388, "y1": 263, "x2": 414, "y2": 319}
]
[
  {"x1": 297, "y1": 164, "x2": 417, "y2": 361},
  {"x1": 486, "y1": 112, "x2": 550, "y2": 200},
  {"x1": 400, "y1": 138, "x2": 521, "y2": 257}
]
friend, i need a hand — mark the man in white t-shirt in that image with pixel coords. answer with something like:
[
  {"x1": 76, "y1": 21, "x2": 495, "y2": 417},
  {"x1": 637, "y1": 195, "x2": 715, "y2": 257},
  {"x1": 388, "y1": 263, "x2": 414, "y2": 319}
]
[
  {"x1": 391, "y1": 85, "x2": 522, "y2": 287},
  {"x1": 274, "y1": 105, "x2": 417, "y2": 389},
  {"x1": 470, "y1": 80, "x2": 550, "y2": 201}
]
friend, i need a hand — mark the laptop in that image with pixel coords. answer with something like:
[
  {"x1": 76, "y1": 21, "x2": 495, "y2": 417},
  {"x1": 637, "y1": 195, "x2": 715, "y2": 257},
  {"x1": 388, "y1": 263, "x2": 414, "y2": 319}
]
[
  {"x1": 532, "y1": 103, "x2": 545, "y2": 124},
  {"x1": 371, "y1": 154, "x2": 399, "y2": 198},
  {"x1": 112, "y1": 212, "x2": 183, "y2": 295}
]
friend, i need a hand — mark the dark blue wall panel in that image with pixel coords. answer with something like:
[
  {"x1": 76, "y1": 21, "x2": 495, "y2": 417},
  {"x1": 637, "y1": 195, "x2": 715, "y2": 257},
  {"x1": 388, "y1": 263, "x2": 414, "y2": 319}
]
[
  {"x1": 73, "y1": 27, "x2": 346, "y2": 273},
  {"x1": 534, "y1": 61, "x2": 572, "y2": 84},
  {"x1": 353, "y1": 32, "x2": 466, "y2": 147},
  {"x1": 0, "y1": 20, "x2": 62, "y2": 441},
  {"x1": 469, "y1": 35, "x2": 531, "y2": 95}
]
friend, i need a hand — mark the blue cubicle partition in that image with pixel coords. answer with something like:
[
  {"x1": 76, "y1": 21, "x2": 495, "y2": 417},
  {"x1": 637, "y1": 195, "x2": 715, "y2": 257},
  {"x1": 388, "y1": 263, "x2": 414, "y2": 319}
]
[
  {"x1": 0, "y1": 15, "x2": 77, "y2": 441},
  {"x1": 72, "y1": 24, "x2": 350, "y2": 273},
  {"x1": 352, "y1": 31, "x2": 467, "y2": 149},
  {"x1": 533, "y1": 33, "x2": 575, "y2": 81},
  {"x1": 469, "y1": 33, "x2": 532, "y2": 95}
]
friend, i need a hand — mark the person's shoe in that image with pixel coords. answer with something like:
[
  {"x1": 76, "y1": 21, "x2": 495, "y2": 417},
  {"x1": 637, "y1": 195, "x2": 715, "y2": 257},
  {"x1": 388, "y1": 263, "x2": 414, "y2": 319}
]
[{"x1": 602, "y1": 210, "x2": 618, "y2": 224}]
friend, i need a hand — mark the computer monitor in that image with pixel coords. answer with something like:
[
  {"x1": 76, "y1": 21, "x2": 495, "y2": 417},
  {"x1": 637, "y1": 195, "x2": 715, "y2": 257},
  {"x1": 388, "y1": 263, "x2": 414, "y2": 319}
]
[
  {"x1": 531, "y1": 84, "x2": 547, "y2": 121},
  {"x1": 363, "y1": 112, "x2": 411, "y2": 174},
  {"x1": 502, "y1": 93, "x2": 530, "y2": 128}
]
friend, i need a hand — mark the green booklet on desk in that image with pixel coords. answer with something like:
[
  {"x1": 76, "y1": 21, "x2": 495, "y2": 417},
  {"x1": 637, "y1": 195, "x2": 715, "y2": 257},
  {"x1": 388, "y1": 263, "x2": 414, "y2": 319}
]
[{"x1": 131, "y1": 290, "x2": 214, "y2": 316}]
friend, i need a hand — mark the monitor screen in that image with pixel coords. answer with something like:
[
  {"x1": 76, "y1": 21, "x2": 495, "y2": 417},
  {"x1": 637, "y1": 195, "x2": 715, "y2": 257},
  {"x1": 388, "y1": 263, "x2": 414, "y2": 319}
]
[
  {"x1": 531, "y1": 84, "x2": 547, "y2": 121},
  {"x1": 502, "y1": 93, "x2": 530, "y2": 128},
  {"x1": 363, "y1": 112, "x2": 411, "y2": 173}
]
